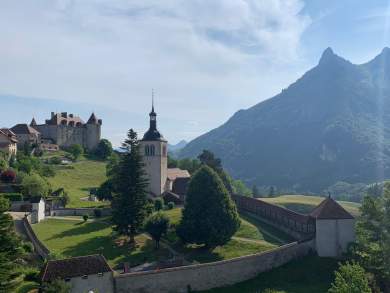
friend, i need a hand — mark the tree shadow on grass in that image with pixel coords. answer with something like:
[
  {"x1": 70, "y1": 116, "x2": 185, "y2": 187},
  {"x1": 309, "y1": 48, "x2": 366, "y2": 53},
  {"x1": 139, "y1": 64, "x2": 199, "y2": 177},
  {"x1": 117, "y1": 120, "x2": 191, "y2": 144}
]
[
  {"x1": 47, "y1": 221, "x2": 109, "y2": 240},
  {"x1": 239, "y1": 213, "x2": 295, "y2": 245},
  {"x1": 61, "y1": 234, "x2": 172, "y2": 270}
]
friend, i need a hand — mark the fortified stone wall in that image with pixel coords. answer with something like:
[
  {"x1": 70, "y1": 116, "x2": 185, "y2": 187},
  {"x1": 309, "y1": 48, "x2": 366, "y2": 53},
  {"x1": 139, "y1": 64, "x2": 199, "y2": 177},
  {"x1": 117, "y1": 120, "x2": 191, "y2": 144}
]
[
  {"x1": 23, "y1": 216, "x2": 50, "y2": 259},
  {"x1": 115, "y1": 240, "x2": 315, "y2": 293},
  {"x1": 232, "y1": 194, "x2": 316, "y2": 240},
  {"x1": 50, "y1": 208, "x2": 112, "y2": 217}
]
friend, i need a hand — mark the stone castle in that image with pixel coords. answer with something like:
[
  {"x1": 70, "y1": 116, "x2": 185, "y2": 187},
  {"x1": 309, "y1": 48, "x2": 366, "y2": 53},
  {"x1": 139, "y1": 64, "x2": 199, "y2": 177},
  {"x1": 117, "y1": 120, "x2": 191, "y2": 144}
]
[{"x1": 29, "y1": 112, "x2": 102, "y2": 151}]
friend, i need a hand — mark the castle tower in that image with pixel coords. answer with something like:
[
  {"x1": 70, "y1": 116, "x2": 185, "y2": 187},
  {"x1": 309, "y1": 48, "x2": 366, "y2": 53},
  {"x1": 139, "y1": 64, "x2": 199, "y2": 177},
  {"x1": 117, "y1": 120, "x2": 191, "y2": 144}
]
[
  {"x1": 140, "y1": 103, "x2": 168, "y2": 196},
  {"x1": 85, "y1": 113, "x2": 102, "y2": 150}
]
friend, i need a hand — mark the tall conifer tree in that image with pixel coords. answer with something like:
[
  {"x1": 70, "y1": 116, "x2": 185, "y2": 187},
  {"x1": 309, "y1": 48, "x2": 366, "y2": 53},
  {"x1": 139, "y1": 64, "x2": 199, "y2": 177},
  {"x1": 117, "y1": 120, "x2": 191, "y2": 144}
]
[
  {"x1": 0, "y1": 197, "x2": 23, "y2": 291},
  {"x1": 111, "y1": 129, "x2": 149, "y2": 243}
]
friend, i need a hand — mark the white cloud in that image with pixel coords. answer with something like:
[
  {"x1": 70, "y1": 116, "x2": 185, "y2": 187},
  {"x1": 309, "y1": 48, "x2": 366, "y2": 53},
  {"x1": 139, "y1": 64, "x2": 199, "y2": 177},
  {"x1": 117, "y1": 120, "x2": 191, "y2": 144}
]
[{"x1": 0, "y1": 0, "x2": 310, "y2": 144}]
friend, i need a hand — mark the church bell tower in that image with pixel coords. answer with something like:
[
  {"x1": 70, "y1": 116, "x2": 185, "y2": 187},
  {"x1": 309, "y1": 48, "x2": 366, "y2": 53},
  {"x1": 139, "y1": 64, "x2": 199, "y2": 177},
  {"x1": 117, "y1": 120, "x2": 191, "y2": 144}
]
[{"x1": 140, "y1": 99, "x2": 168, "y2": 196}]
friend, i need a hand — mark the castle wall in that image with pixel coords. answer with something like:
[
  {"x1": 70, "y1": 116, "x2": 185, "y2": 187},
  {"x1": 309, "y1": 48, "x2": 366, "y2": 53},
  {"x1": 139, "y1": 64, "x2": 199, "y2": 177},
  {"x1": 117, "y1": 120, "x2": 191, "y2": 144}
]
[{"x1": 35, "y1": 124, "x2": 100, "y2": 151}]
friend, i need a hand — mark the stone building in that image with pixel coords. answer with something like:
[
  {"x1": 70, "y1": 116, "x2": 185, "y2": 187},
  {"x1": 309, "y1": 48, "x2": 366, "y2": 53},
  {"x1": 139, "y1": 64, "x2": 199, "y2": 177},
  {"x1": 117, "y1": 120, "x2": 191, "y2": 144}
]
[
  {"x1": 140, "y1": 105, "x2": 190, "y2": 199},
  {"x1": 10, "y1": 124, "x2": 41, "y2": 146},
  {"x1": 30, "y1": 112, "x2": 102, "y2": 151},
  {"x1": 0, "y1": 128, "x2": 18, "y2": 156},
  {"x1": 41, "y1": 254, "x2": 114, "y2": 293}
]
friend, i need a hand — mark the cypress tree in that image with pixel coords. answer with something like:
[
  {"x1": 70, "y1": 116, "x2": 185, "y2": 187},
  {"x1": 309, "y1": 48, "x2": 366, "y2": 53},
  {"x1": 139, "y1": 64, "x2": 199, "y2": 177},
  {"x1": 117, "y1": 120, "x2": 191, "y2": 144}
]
[
  {"x1": 111, "y1": 129, "x2": 149, "y2": 244},
  {"x1": 177, "y1": 165, "x2": 240, "y2": 248},
  {"x1": 0, "y1": 197, "x2": 24, "y2": 291}
]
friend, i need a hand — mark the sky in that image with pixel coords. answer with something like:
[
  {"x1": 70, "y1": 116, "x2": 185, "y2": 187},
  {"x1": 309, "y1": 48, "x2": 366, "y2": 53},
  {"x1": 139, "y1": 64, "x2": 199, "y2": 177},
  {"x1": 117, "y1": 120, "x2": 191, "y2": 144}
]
[{"x1": 1, "y1": 0, "x2": 390, "y2": 146}]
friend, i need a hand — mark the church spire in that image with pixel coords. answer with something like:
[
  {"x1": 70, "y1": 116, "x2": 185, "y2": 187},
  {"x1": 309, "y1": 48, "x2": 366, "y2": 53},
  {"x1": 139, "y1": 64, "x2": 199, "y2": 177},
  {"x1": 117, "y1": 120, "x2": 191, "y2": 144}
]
[
  {"x1": 149, "y1": 90, "x2": 157, "y2": 130},
  {"x1": 30, "y1": 117, "x2": 37, "y2": 126}
]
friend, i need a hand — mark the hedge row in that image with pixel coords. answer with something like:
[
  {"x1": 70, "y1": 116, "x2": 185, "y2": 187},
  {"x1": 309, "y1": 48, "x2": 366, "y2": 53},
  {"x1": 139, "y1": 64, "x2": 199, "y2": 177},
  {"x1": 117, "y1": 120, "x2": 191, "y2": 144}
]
[{"x1": 0, "y1": 192, "x2": 23, "y2": 202}]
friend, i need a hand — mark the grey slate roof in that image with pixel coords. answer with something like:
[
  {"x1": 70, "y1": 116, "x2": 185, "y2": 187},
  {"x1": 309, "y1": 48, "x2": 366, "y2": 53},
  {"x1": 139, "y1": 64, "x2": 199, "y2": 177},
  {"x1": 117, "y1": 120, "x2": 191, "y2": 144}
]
[{"x1": 310, "y1": 197, "x2": 354, "y2": 220}]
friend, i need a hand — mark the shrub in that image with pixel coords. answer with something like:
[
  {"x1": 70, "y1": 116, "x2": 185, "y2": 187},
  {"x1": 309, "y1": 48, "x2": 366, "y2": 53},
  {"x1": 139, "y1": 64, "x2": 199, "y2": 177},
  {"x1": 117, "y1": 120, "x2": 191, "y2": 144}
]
[
  {"x1": 40, "y1": 165, "x2": 56, "y2": 177},
  {"x1": 154, "y1": 197, "x2": 164, "y2": 211},
  {"x1": 167, "y1": 202, "x2": 175, "y2": 210},
  {"x1": 0, "y1": 158, "x2": 8, "y2": 172},
  {"x1": 21, "y1": 173, "x2": 50, "y2": 197},
  {"x1": 328, "y1": 262, "x2": 371, "y2": 293},
  {"x1": 23, "y1": 267, "x2": 40, "y2": 282},
  {"x1": 0, "y1": 169, "x2": 16, "y2": 183},
  {"x1": 144, "y1": 212, "x2": 170, "y2": 248},
  {"x1": 93, "y1": 209, "x2": 102, "y2": 218},
  {"x1": 67, "y1": 144, "x2": 83, "y2": 161},
  {"x1": 49, "y1": 156, "x2": 62, "y2": 165},
  {"x1": 22, "y1": 241, "x2": 34, "y2": 254},
  {"x1": 1, "y1": 193, "x2": 23, "y2": 202},
  {"x1": 82, "y1": 214, "x2": 89, "y2": 222}
]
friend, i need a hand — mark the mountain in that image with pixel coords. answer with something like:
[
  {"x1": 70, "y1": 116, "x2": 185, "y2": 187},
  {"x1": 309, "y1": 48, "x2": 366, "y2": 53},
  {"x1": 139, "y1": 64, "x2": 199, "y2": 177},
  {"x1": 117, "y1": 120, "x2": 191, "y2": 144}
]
[
  {"x1": 169, "y1": 140, "x2": 188, "y2": 152},
  {"x1": 168, "y1": 140, "x2": 188, "y2": 157},
  {"x1": 179, "y1": 47, "x2": 390, "y2": 192}
]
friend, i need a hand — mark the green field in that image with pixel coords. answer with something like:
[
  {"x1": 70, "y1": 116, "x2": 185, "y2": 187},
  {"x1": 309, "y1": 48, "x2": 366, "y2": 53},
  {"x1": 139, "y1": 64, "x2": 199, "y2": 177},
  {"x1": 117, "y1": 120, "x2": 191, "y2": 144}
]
[
  {"x1": 201, "y1": 255, "x2": 338, "y2": 293},
  {"x1": 32, "y1": 218, "x2": 171, "y2": 268},
  {"x1": 162, "y1": 208, "x2": 292, "y2": 263},
  {"x1": 261, "y1": 195, "x2": 360, "y2": 216},
  {"x1": 33, "y1": 208, "x2": 291, "y2": 268},
  {"x1": 47, "y1": 157, "x2": 108, "y2": 208}
]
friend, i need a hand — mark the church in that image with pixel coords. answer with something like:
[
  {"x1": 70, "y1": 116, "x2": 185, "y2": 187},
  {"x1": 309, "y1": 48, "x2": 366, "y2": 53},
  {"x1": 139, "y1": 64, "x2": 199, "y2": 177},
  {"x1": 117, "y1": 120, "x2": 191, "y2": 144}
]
[
  {"x1": 140, "y1": 104, "x2": 190, "y2": 203},
  {"x1": 140, "y1": 104, "x2": 190, "y2": 204}
]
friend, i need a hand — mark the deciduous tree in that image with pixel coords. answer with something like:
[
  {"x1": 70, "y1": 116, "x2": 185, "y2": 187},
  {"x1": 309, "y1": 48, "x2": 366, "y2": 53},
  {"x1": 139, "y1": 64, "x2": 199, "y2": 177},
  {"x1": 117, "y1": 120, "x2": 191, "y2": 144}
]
[
  {"x1": 328, "y1": 262, "x2": 371, "y2": 293},
  {"x1": 144, "y1": 212, "x2": 169, "y2": 249}
]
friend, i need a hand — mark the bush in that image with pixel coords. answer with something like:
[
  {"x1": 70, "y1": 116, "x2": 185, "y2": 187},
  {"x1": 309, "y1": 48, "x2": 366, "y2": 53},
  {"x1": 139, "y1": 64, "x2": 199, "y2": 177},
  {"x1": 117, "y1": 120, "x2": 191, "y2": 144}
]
[
  {"x1": 82, "y1": 214, "x2": 89, "y2": 222},
  {"x1": 22, "y1": 241, "x2": 34, "y2": 254},
  {"x1": 93, "y1": 209, "x2": 102, "y2": 218},
  {"x1": 21, "y1": 173, "x2": 50, "y2": 197},
  {"x1": 167, "y1": 202, "x2": 175, "y2": 210},
  {"x1": 1, "y1": 193, "x2": 23, "y2": 202},
  {"x1": 328, "y1": 262, "x2": 371, "y2": 293},
  {"x1": 0, "y1": 169, "x2": 16, "y2": 183},
  {"x1": 40, "y1": 165, "x2": 56, "y2": 177},
  {"x1": 154, "y1": 197, "x2": 164, "y2": 211},
  {"x1": 0, "y1": 158, "x2": 8, "y2": 172},
  {"x1": 67, "y1": 144, "x2": 83, "y2": 161},
  {"x1": 23, "y1": 267, "x2": 40, "y2": 282},
  {"x1": 144, "y1": 212, "x2": 170, "y2": 249},
  {"x1": 49, "y1": 156, "x2": 62, "y2": 165}
]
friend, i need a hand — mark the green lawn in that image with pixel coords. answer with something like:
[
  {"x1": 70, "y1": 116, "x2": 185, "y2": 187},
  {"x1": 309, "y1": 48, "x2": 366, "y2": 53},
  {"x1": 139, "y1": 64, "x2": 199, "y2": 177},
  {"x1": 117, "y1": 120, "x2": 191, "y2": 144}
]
[
  {"x1": 162, "y1": 208, "x2": 292, "y2": 264},
  {"x1": 201, "y1": 255, "x2": 339, "y2": 293},
  {"x1": 32, "y1": 218, "x2": 171, "y2": 269},
  {"x1": 47, "y1": 157, "x2": 108, "y2": 208},
  {"x1": 261, "y1": 195, "x2": 360, "y2": 216}
]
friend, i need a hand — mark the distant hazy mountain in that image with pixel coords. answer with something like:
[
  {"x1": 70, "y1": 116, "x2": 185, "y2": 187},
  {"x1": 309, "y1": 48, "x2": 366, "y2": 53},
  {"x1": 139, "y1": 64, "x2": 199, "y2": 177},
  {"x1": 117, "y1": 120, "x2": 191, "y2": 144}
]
[
  {"x1": 180, "y1": 47, "x2": 390, "y2": 192},
  {"x1": 169, "y1": 140, "x2": 188, "y2": 152}
]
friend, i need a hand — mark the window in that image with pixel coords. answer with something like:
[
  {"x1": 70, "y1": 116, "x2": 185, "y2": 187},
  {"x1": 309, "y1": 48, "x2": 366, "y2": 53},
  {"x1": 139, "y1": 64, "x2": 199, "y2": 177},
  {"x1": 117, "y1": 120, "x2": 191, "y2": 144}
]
[
  {"x1": 98, "y1": 272, "x2": 103, "y2": 277},
  {"x1": 145, "y1": 145, "x2": 150, "y2": 156},
  {"x1": 82, "y1": 275, "x2": 88, "y2": 279},
  {"x1": 150, "y1": 145, "x2": 155, "y2": 156}
]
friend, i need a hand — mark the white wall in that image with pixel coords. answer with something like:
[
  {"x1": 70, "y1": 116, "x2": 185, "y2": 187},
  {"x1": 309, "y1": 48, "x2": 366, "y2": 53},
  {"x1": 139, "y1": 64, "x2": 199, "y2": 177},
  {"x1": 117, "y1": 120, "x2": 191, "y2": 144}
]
[
  {"x1": 315, "y1": 219, "x2": 355, "y2": 257},
  {"x1": 31, "y1": 199, "x2": 45, "y2": 223},
  {"x1": 69, "y1": 272, "x2": 114, "y2": 293}
]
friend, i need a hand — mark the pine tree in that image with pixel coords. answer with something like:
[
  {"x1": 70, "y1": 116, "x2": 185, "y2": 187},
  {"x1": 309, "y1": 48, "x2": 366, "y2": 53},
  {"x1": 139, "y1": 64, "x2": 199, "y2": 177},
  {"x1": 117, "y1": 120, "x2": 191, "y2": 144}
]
[
  {"x1": 0, "y1": 197, "x2": 24, "y2": 292},
  {"x1": 177, "y1": 165, "x2": 240, "y2": 248},
  {"x1": 111, "y1": 129, "x2": 149, "y2": 243}
]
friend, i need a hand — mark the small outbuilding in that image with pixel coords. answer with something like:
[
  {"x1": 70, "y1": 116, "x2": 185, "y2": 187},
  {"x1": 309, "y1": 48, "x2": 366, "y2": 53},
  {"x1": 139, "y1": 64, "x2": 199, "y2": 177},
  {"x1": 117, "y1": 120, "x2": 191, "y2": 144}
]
[
  {"x1": 41, "y1": 254, "x2": 114, "y2": 293},
  {"x1": 310, "y1": 197, "x2": 355, "y2": 257}
]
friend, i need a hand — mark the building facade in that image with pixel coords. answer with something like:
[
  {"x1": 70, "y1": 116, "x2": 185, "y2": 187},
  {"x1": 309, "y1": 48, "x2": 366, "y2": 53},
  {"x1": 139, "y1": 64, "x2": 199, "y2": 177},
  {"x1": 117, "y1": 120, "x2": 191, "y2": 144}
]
[
  {"x1": 10, "y1": 124, "x2": 40, "y2": 146},
  {"x1": 0, "y1": 128, "x2": 18, "y2": 156},
  {"x1": 31, "y1": 112, "x2": 102, "y2": 151}
]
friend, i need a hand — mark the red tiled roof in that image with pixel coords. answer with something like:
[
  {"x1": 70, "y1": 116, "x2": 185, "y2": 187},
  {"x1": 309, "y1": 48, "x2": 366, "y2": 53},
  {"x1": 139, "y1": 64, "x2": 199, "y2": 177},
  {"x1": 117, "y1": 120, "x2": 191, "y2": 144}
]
[
  {"x1": 310, "y1": 197, "x2": 354, "y2": 220},
  {"x1": 41, "y1": 255, "x2": 112, "y2": 282}
]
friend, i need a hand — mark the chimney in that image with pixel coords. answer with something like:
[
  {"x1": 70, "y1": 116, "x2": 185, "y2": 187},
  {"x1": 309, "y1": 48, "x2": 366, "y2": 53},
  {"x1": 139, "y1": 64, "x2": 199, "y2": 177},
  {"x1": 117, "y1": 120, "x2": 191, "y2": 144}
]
[
  {"x1": 61, "y1": 112, "x2": 67, "y2": 118},
  {"x1": 69, "y1": 114, "x2": 74, "y2": 118},
  {"x1": 51, "y1": 112, "x2": 55, "y2": 118}
]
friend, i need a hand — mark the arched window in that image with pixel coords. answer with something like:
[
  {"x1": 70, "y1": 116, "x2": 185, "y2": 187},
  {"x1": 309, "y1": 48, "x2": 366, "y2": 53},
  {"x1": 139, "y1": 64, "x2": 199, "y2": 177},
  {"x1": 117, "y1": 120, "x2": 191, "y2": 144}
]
[
  {"x1": 150, "y1": 145, "x2": 155, "y2": 156},
  {"x1": 145, "y1": 145, "x2": 150, "y2": 156}
]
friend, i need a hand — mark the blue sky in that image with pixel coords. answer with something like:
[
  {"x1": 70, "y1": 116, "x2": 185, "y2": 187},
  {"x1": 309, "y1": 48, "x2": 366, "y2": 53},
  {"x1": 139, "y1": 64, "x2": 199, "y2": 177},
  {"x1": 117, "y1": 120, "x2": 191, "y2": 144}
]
[{"x1": 1, "y1": 0, "x2": 390, "y2": 146}]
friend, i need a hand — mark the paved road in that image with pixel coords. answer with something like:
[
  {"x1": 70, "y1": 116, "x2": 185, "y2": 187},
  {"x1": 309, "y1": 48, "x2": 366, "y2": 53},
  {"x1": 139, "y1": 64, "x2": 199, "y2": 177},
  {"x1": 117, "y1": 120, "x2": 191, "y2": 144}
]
[{"x1": 7, "y1": 211, "x2": 28, "y2": 240}]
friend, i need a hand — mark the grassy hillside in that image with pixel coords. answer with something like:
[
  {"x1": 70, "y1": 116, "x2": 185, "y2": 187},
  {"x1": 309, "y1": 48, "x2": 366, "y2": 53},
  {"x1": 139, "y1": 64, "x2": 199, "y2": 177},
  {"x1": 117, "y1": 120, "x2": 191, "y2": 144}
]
[
  {"x1": 261, "y1": 195, "x2": 360, "y2": 216},
  {"x1": 47, "y1": 157, "x2": 108, "y2": 208}
]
